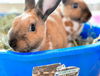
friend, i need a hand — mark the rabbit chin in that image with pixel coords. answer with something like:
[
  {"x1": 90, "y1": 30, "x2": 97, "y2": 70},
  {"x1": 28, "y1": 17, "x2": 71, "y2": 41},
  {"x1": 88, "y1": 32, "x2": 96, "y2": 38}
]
[
  {"x1": 14, "y1": 47, "x2": 40, "y2": 53},
  {"x1": 13, "y1": 43, "x2": 41, "y2": 52}
]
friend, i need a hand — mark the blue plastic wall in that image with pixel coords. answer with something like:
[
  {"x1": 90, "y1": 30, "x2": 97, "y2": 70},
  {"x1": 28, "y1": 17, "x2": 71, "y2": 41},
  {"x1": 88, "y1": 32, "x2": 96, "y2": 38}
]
[{"x1": 0, "y1": 23, "x2": 100, "y2": 76}]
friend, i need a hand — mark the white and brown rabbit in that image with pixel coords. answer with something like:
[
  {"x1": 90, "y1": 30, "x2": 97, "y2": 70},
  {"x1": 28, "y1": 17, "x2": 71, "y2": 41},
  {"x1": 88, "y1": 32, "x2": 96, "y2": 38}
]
[
  {"x1": 62, "y1": 0, "x2": 92, "y2": 47},
  {"x1": 8, "y1": 0, "x2": 68, "y2": 52},
  {"x1": 49, "y1": 0, "x2": 92, "y2": 47}
]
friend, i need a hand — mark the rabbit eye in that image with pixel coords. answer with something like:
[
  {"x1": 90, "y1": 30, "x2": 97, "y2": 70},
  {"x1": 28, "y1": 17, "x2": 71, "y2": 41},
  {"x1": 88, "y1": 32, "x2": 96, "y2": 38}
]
[
  {"x1": 30, "y1": 24, "x2": 36, "y2": 32},
  {"x1": 72, "y1": 3, "x2": 79, "y2": 8}
]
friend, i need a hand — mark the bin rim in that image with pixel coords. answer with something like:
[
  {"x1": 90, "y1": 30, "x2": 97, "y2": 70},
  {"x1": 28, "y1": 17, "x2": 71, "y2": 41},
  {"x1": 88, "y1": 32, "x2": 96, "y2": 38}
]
[{"x1": 0, "y1": 42, "x2": 100, "y2": 61}]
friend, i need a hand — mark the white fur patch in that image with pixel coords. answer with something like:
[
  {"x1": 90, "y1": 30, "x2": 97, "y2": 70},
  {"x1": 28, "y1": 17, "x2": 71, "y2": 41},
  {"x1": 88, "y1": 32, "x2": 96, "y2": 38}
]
[
  {"x1": 72, "y1": 21, "x2": 80, "y2": 31},
  {"x1": 49, "y1": 41, "x2": 53, "y2": 49},
  {"x1": 21, "y1": 13, "x2": 32, "y2": 20},
  {"x1": 77, "y1": 23, "x2": 84, "y2": 35},
  {"x1": 54, "y1": 10, "x2": 60, "y2": 15},
  {"x1": 67, "y1": 42, "x2": 73, "y2": 47},
  {"x1": 60, "y1": 3, "x2": 65, "y2": 16},
  {"x1": 65, "y1": 26, "x2": 72, "y2": 33},
  {"x1": 47, "y1": 16, "x2": 56, "y2": 22},
  {"x1": 8, "y1": 27, "x2": 13, "y2": 38},
  {"x1": 63, "y1": 17, "x2": 71, "y2": 22}
]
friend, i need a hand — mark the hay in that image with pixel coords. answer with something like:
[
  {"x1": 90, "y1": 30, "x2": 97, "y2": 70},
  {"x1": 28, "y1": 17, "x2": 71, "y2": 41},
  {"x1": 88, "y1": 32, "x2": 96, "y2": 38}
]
[{"x1": 0, "y1": 14, "x2": 16, "y2": 50}]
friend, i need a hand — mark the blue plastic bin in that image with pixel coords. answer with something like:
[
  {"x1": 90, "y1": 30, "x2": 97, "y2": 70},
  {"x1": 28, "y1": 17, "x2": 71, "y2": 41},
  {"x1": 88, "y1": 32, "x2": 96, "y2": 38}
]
[{"x1": 0, "y1": 23, "x2": 100, "y2": 76}]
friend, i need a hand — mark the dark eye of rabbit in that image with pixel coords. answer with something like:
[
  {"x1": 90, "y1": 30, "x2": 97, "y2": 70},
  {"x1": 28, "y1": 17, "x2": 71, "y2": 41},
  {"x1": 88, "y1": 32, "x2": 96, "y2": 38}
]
[
  {"x1": 30, "y1": 24, "x2": 36, "y2": 32},
  {"x1": 72, "y1": 3, "x2": 79, "y2": 8}
]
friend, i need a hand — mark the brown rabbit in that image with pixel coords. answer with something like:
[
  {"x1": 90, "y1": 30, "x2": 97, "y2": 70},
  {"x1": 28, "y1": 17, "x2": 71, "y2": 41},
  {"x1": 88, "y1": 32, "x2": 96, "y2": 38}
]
[
  {"x1": 8, "y1": 0, "x2": 68, "y2": 52},
  {"x1": 48, "y1": 0, "x2": 92, "y2": 47}
]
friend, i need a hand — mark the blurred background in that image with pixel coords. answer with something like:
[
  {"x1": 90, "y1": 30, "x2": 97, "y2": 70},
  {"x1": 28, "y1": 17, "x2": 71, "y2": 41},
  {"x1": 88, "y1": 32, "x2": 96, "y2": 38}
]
[{"x1": 0, "y1": 0, "x2": 100, "y2": 50}]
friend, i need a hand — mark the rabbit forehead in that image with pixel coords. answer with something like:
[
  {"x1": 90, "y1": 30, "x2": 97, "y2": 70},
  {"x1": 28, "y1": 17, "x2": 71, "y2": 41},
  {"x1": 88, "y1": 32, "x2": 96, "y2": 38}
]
[
  {"x1": 21, "y1": 10, "x2": 39, "y2": 21},
  {"x1": 21, "y1": 13, "x2": 32, "y2": 20},
  {"x1": 66, "y1": 0, "x2": 87, "y2": 8},
  {"x1": 63, "y1": 0, "x2": 84, "y2": 5},
  {"x1": 68, "y1": 0, "x2": 83, "y2": 3}
]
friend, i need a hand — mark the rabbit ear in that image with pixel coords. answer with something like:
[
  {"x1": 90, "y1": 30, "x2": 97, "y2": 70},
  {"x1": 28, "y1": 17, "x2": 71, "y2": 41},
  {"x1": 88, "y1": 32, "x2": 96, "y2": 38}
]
[
  {"x1": 36, "y1": 0, "x2": 61, "y2": 21},
  {"x1": 25, "y1": 0, "x2": 35, "y2": 11}
]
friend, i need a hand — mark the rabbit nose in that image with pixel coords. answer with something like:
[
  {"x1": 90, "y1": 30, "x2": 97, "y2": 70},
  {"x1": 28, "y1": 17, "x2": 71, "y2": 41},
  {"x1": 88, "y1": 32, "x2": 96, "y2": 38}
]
[{"x1": 9, "y1": 39, "x2": 17, "y2": 49}]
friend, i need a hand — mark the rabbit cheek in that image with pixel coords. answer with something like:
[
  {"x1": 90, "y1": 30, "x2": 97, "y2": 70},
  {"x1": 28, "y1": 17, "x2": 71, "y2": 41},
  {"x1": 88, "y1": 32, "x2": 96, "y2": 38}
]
[
  {"x1": 75, "y1": 2, "x2": 91, "y2": 23},
  {"x1": 26, "y1": 33, "x2": 43, "y2": 47},
  {"x1": 63, "y1": 5, "x2": 82, "y2": 21}
]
